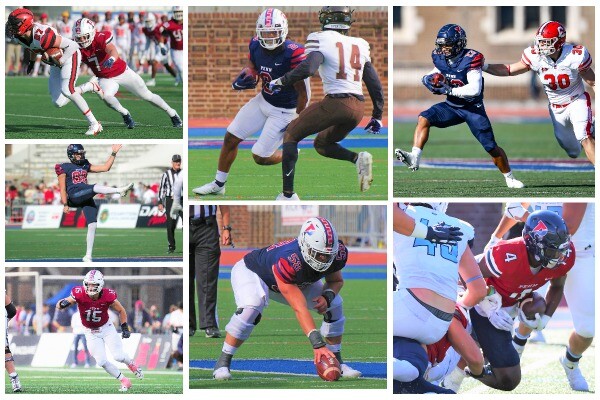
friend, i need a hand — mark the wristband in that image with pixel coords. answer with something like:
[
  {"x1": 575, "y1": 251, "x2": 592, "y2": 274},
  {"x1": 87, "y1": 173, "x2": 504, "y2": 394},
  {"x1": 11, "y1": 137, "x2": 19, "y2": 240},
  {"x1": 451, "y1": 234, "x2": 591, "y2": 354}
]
[
  {"x1": 111, "y1": 152, "x2": 117, "y2": 157},
  {"x1": 58, "y1": 299, "x2": 71, "y2": 309},
  {"x1": 121, "y1": 322, "x2": 129, "y2": 331},
  {"x1": 308, "y1": 329, "x2": 326, "y2": 349},
  {"x1": 321, "y1": 289, "x2": 336, "y2": 308},
  {"x1": 222, "y1": 225, "x2": 232, "y2": 231},
  {"x1": 411, "y1": 221, "x2": 428, "y2": 239}
]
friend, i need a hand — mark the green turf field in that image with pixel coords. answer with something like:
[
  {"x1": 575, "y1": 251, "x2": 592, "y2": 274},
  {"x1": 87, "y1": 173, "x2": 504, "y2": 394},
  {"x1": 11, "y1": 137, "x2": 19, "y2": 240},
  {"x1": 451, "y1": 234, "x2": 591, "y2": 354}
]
[
  {"x1": 189, "y1": 147, "x2": 388, "y2": 200},
  {"x1": 394, "y1": 122, "x2": 594, "y2": 197},
  {"x1": 5, "y1": 228, "x2": 183, "y2": 261},
  {"x1": 190, "y1": 279, "x2": 386, "y2": 388},
  {"x1": 5, "y1": 75, "x2": 183, "y2": 139},
  {"x1": 4, "y1": 367, "x2": 182, "y2": 394}
]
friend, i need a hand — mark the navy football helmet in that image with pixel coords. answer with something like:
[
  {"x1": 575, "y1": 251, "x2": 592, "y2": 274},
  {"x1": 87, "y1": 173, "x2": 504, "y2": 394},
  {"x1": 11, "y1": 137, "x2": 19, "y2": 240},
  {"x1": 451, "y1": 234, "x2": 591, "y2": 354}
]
[
  {"x1": 522, "y1": 210, "x2": 571, "y2": 269},
  {"x1": 435, "y1": 24, "x2": 467, "y2": 58},
  {"x1": 319, "y1": 6, "x2": 354, "y2": 32},
  {"x1": 67, "y1": 144, "x2": 87, "y2": 165}
]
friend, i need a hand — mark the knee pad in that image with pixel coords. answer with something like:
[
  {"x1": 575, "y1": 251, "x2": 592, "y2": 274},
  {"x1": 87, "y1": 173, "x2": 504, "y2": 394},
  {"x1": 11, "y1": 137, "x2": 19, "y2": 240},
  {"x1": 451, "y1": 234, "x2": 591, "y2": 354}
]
[
  {"x1": 225, "y1": 307, "x2": 261, "y2": 340},
  {"x1": 393, "y1": 359, "x2": 420, "y2": 382},
  {"x1": 320, "y1": 316, "x2": 345, "y2": 338}
]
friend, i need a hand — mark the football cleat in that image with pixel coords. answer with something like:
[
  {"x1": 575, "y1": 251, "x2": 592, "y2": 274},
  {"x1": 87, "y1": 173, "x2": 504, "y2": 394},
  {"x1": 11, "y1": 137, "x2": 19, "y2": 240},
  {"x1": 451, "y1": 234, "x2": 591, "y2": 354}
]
[
  {"x1": 276, "y1": 192, "x2": 300, "y2": 201},
  {"x1": 340, "y1": 363, "x2": 362, "y2": 378},
  {"x1": 213, "y1": 366, "x2": 232, "y2": 380},
  {"x1": 505, "y1": 177, "x2": 525, "y2": 188},
  {"x1": 395, "y1": 148, "x2": 419, "y2": 171},
  {"x1": 356, "y1": 151, "x2": 373, "y2": 192},
  {"x1": 441, "y1": 366, "x2": 466, "y2": 393},
  {"x1": 119, "y1": 376, "x2": 132, "y2": 392},
  {"x1": 146, "y1": 78, "x2": 156, "y2": 87},
  {"x1": 10, "y1": 375, "x2": 22, "y2": 392},
  {"x1": 123, "y1": 113, "x2": 135, "y2": 129},
  {"x1": 559, "y1": 355, "x2": 589, "y2": 391},
  {"x1": 128, "y1": 363, "x2": 144, "y2": 379},
  {"x1": 84, "y1": 122, "x2": 103, "y2": 136},
  {"x1": 82, "y1": 256, "x2": 93, "y2": 263},
  {"x1": 119, "y1": 183, "x2": 135, "y2": 197},
  {"x1": 171, "y1": 114, "x2": 183, "y2": 128},
  {"x1": 193, "y1": 181, "x2": 225, "y2": 196}
]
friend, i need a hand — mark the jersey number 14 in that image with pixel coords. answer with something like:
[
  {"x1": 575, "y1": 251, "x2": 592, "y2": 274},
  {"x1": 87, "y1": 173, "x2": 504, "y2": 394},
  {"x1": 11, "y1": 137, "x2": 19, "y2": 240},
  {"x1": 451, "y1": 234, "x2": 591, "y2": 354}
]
[{"x1": 335, "y1": 42, "x2": 361, "y2": 81}]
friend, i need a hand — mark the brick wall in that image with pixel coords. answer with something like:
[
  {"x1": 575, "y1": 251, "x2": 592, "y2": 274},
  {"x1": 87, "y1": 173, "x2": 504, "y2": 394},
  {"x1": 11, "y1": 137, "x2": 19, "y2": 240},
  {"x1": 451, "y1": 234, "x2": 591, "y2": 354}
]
[
  {"x1": 215, "y1": 206, "x2": 275, "y2": 248},
  {"x1": 448, "y1": 203, "x2": 503, "y2": 254},
  {"x1": 188, "y1": 10, "x2": 388, "y2": 119}
]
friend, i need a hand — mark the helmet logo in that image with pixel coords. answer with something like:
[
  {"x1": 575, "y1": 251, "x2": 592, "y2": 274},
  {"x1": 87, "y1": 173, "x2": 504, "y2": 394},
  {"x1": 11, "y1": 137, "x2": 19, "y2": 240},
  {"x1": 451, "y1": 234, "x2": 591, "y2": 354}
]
[
  {"x1": 532, "y1": 220, "x2": 548, "y2": 235},
  {"x1": 304, "y1": 223, "x2": 316, "y2": 235},
  {"x1": 317, "y1": 217, "x2": 335, "y2": 248}
]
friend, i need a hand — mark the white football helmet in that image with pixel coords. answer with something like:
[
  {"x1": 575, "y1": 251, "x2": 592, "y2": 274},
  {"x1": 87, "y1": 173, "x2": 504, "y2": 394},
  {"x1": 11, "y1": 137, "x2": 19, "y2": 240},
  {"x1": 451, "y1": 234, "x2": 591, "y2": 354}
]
[
  {"x1": 256, "y1": 8, "x2": 288, "y2": 50},
  {"x1": 83, "y1": 270, "x2": 105, "y2": 296},
  {"x1": 298, "y1": 217, "x2": 339, "y2": 272},
  {"x1": 73, "y1": 18, "x2": 96, "y2": 48},
  {"x1": 145, "y1": 13, "x2": 157, "y2": 30},
  {"x1": 172, "y1": 6, "x2": 183, "y2": 22}
]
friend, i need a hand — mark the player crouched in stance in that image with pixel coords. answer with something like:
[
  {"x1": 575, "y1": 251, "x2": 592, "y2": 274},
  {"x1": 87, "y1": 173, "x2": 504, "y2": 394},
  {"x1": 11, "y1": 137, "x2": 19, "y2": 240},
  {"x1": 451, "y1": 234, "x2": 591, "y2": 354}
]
[
  {"x1": 73, "y1": 18, "x2": 183, "y2": 129},
  {"x1": 485, "y1": 21, "x2": 595, "y2": 166},
  {"x1": 57, "y1": 270, "x2": 143, "y2": 392},
  {"x1": 6, "y1": 8, "x2": 104, "y2": 135},
  {"x1": 5, "y1": 293, "x2": 22, "y2": 392},
  {"x1": 213, "y1": 217, "x2": 362, "y2": 380},
  {"x1": 395, "y1": 24, "x2": 524, "y2": 189},
  {"x1": 446, "y1": 210, "x2": 575, "y2": 392},
  {"x1": 193, "y1": 8, "x2": 309, "y2": 196},
  {"x1": 393, "y1": 203, "x2": 487, "y2": 394},
  {"x1": 56, "y1": 144, "x2": 134, "y2": 262},
  {"x1": 269, "y1": 6, "x2": 385, "y2": 200}
]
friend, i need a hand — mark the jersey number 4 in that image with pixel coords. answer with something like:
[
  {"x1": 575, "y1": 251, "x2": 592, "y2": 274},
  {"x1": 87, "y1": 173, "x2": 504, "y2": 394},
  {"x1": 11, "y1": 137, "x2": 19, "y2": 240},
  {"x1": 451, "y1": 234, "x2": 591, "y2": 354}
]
[{"x1": 335, "y1": 43, "x2": 361, "y2": 81}]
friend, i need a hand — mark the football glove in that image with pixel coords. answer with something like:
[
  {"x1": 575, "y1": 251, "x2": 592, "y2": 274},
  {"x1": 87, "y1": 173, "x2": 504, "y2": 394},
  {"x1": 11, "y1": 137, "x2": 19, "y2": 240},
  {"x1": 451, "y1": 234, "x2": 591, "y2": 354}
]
[
  {"x1": 475, "y1": 289, "x2": 502, "y2": 317},
  {"x1": 488, "y1": 309, "x2": 514, "y2": 331},
  {"x1": 232, "y1": 69, "x2": 258, "y2": 90},
  {"x1": 422, "y1": 74, "x2": 452, "y2": 95},
  {"x1": 26, "y1": 60, "x2": 35, "y2": 75},
  {"x1": 518, "y1": 311, "x2": 551, "y2": 331},
  {"x1": 57, "y1": 299, "x2": 71, "y2": 309},
  {"x1": 102, "y1": 56, "x2": 115, "y2": 69},
  {"x1": 268, "y1": 77, "x2": 284, "y2": 94},
  {"x1": 159, "y1": 44, "x2": 168, "y2": 56},
  {"x1": 364, "y1": 118, "x2": 382, "y2": 134},
  {"x1": 425, "y1": 223, "x2": 463, "y2": 245},
  {"x1": 121, "y1": 323, "x2": 131, "y2": 338}
]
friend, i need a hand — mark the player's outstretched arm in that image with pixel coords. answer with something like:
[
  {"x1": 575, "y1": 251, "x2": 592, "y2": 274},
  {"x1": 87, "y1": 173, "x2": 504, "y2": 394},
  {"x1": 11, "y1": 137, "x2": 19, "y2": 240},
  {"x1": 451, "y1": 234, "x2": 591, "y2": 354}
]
[
  {"x1": 484, "y1": 60, "x2": 529, "y2": 76},
  {"x1": 363, "y1": 61, "x2": 384, "y2": 121},
  {"x1": 275, "y1": 272, "x2": 316, "y2": 335},
  {"x1": 562, "y1": 203, "x2": 588, "y2": 234},
  {"x1": 581, "y1": 68, "x2": 595, "y2": 92},
  {"x1": 293, "y1": 80, "x2": 309, "y2": 114},
  {"x1": 56, "y1": 296, "x2": 75, "y2": 310},
  {"x1": 90, "y1": 144, "x2": 122, "y2": 173},
  {"x1": 457, "y1": 247, "x2": 487, "y2": 308},
  {"x1": 269, "y1": 51, "x2": 324, "y2": 92}
]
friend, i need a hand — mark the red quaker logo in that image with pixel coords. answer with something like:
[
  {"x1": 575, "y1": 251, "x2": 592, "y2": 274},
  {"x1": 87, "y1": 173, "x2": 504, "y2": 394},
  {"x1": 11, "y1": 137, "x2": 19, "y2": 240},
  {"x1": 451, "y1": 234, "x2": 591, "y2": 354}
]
[{"x1": 147, "y1": 215, "x2": 166, "y2": 226}]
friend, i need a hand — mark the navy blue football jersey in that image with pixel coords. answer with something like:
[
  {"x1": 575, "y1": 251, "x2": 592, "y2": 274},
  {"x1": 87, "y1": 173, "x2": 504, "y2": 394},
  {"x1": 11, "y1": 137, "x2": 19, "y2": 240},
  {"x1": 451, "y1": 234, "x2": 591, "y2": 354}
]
[
  {"x1": 249, "y1": 37, "x2": 306, "y2": 109},
  {"x1": 55, "y1": 161, "x2": 92, "y2": 197},
  {"x1": 432, "y1": 48, "x2": 485, "y2": 106},
  {"x1": 243, "y1": 238, "x2": 348, "y2": 293}
]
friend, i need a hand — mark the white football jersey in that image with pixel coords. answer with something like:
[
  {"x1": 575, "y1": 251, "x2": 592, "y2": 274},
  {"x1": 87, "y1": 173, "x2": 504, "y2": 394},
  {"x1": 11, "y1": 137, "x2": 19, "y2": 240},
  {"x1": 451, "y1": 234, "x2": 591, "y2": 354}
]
[
  {"x1": 521, "y1": 44, "x2": 593, "y2": 105},
  {"x1": 17, "y1": 22, "x2": 78, "y2": 58},
  {"x1": 393, "y1": 205, "x2": 475, "y2": 301},
  {"x1": 56, "y1": 19, "x2": 74, "y2": 39},
  {"x1": 305, "y1": 30, "x2": 370, "y2": 96}
]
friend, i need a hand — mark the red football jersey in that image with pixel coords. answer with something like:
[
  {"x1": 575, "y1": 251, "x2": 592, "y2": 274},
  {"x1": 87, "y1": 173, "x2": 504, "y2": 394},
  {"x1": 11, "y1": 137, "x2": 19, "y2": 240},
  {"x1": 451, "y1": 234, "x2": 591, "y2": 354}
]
[
  {"x1": 71, "y1": 285, "x2": 117, "y2": 329},
  {"x1": 79, "y1": 31, "x2": 127, "y2": 79},
  {"x1": 161, "y1": 20, "x2": 183, "y2": 50},
  {"x1": 142, "y1": 26, "x2": 163, "y2": 45},
  {"x1": 426, "y1": 306, "x2": 468, "y2": 365},
  {"x1": 484, "y1": 237, "x2": 575, "y2": 306}
]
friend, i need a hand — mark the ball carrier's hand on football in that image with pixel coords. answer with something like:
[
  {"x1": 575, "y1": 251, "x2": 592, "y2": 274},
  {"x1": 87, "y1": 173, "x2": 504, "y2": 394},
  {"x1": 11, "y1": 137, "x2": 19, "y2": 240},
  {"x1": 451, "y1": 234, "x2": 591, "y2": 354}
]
[
  {"x1": 232, "y1": 66, "x2": 258, "y2": 90},
  {"x1": 422, "y1": 73, "x2": 452, "y2": 95}
]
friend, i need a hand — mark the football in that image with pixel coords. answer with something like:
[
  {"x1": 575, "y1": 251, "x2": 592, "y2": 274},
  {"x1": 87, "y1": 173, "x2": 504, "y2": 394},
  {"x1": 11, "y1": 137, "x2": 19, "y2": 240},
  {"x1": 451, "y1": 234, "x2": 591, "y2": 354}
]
[
  {"x1": 431, "y1": 73, "x2": 446, "y2": 87},
  {"x1": 241, "y1": 66, "x2": 258, "y2": 80},
  {"x1": 316, "y1": 354, "x2": 341, "y2": 381},
  {"x1": 41, "y1": 47, "x2": 64, "y2": 66},
  {"x1": 519, "y1": 292, "x2": 547, "y2": 320}
]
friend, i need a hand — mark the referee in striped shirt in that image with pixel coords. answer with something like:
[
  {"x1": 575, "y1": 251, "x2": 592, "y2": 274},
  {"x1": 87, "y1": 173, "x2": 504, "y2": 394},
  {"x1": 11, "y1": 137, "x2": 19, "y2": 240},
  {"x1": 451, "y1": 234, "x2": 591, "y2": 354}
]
[
  {"x1": 190, "y1": 205, "x2": 231, "y2": 338},
  {"x1": 158, "y1": 154, "x2": 182, "y2": 253}
]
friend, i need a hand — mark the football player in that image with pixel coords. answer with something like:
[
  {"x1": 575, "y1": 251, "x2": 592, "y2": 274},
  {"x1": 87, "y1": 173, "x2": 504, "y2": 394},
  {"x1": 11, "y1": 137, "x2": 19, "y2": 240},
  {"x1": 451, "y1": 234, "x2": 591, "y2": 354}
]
[
  {"x1": 456, "y1": 211, "x2": 575, "y2": 392},
  {"x1": 484, "y1": 21, "x2": 595, "y2": 165},
  {"x1": 213, "y1": 217, "x2": 362, "y2": 380},
  {"x1": 161, "y1": 7, "x2": 184, "y2": 86},
  {"x1": 142, "y1": 12, "x2": 178, "y2": 87},
  {"x1": 56, "y1": 144, "x2": 134, "y2": 262},
  {"x1": 193, "y1": 8, "x2": 309, "y2": 197},
  {"x1": 5, "y1": 293, "x2": 22, "y2": 392},
  {"x1": 395, "y1": 24, "x2": 524, "y2": 189},
  {"x1": 485, "y1": 202, "x2": 594, "y2": 391},
  {"x1": 5, "y1": 8, "x2": 104, "y2": 135},
  {"x1": 73, "y1": 17, "x2": 183, "y2": 129},
  {"x1": 56, "y1": 270, "x2": 143, "y2": 392},
  {"x1": 113, "y1": 14, "x2": 132, "y2": 67},
  {"x1": 393, "y1": 203, "x2": 486, "y2": 394},
  {"x1": 269, "y1": 6, "x2": 384, "y2": 199}
]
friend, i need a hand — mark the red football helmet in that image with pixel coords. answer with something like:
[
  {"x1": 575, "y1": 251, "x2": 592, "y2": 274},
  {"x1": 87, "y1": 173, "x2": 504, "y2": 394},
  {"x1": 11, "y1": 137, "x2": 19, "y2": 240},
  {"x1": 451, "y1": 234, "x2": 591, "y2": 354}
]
[
  {"x1": 535, "y1": 21, "x2": 566, "y2": 56},
  {"x1": 6, "y1": 8, "x2": 34, "y2": 38}
]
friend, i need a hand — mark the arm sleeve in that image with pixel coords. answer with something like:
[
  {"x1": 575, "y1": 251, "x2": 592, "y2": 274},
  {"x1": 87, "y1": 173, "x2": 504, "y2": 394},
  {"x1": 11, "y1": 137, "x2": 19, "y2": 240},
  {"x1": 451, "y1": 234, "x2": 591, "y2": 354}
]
[
  {"x1": 6, "y1": 302, "x2": 17, "y2": 320},
  {"x1": 449, "y1": 69, "x2": 483, "y2": 98},
  {"x1": 40, "y1": 28, "x2": 57, "y2": 50},
  {"x1": 363, "y1": 61, "x2": 384, "y2": 120},
  {"x1": 281, "y1": 51, "x2": 324, "y2": 86},
  {"x1": 55, "y1": 163, "x2": 65, "y2": 176}
]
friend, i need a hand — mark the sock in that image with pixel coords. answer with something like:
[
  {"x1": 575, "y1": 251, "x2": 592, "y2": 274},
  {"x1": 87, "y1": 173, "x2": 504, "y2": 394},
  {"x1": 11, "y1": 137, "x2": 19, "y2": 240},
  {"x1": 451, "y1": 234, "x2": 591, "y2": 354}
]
[
  {"x1": 282, "y1": 141, "x2": 299, "y2": 193},
  {"x1": 215, "y1": 170, "x2": 228, "y2": 185},
  {"x1": 566, "y1": 347, "x2": 582, "y2": 363},
  {"x1": 317, "y1": 143, "x2": 356, "y2": 162},
  {"x1": 9, "y1": 372, "x2": 18, "y2": 379},
  {"x1": 102, "y1": 362, "x2": 122, "y2": 379},
  {"x1": 103, "y1": 95, "x2": 130, "y2": 115},
  {"x1": 222, "y1": 342, "x2": 238, "y2": 355},
  {"x1": 411, "y1": 147, "x2": 422, "y2": 157},
  {"x1": 82, "y1": 108, "x2": 98, "y2": 124},
  {"x1": 86, "y1": 222, "x2": 97, "y2": 258},
  {"x1": 127, "y1": 361, "x2": 139, "y2": 373},
  {"x1": 503, "y1": 171, "x2": 514, "y2": 179},
  {"x1": 513, "y1": 331, "x2": 530, "y2": 346},
  {"x1": 93, "y1": 184, "x2": 119, "y2": 194},
  {"x1": 215, "y1": 351, "x2": 234, "y2": 369}
]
